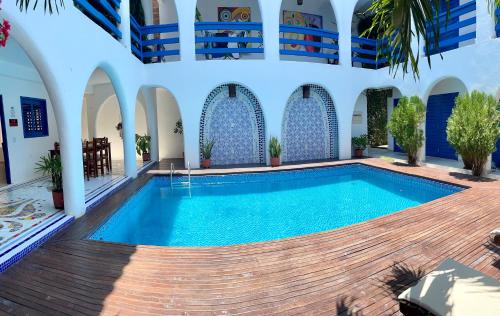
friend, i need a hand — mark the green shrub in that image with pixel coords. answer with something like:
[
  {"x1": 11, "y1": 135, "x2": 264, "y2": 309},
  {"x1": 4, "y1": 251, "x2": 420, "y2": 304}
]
[
  {"x1": 387, "y1": 96, "x2": 426, "y2": 165},
  {"x1": 202, "y1": 140, "x2": 215, "y2": 160},
  {"x1": 269, "y1": 137, "x2": 282, "y2": 158},
  {"x1": 447, "y1": 91, "x2": 500, "y2": 177},
  {"x1": 352, "y1": 134, "x2": 369, "y2": 150}
]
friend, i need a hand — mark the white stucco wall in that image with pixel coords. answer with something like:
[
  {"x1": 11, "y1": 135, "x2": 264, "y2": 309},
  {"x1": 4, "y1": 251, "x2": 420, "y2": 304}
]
[{"x1": 157, "y1": 89, "x2": 184, "y2": 159}]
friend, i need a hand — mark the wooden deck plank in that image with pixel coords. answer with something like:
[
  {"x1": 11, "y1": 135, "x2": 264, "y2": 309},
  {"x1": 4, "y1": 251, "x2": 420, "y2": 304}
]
[{"x1": 0, "y1": 159, "x2": 498, "y2": 315}]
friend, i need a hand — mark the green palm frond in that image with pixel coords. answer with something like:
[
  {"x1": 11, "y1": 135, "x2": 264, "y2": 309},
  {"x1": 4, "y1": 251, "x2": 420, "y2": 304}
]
[
  {"x1": 367, "y1": 0, "x2": 500, "y2": 78},
  {"x1": 16, "y1": 0, "x2": 65, "y2": 14}
]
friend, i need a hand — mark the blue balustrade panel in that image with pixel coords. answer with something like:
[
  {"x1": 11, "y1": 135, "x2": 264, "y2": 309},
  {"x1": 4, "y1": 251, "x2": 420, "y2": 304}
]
[
  {"x1": 73, "y1": 0, "x2": 122, "y2": 39},
  {"x1": 130, "y1": 17, "x2": 180, "y2": 63},
  {"x1": 351, "y1": 36, "x2": 389, "y2": 69},
  {"x1": 279, "y1": 24, "x2": 339, "y2": 63},
  {"x1": 424, "y1": 0, "x2": 476, "y2": 55},
  {"x1": 195, "y1": 22, "x2": 264, "y2": 59}
]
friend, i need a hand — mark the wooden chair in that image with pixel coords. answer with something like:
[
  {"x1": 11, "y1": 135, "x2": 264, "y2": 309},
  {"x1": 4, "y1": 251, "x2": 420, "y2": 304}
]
[
  {"x1": 83, "y1": 140, "x2": 96, "y2": 180},
  {"x1": 93, "y1": 137, "x2": 111, "y2": 175}
]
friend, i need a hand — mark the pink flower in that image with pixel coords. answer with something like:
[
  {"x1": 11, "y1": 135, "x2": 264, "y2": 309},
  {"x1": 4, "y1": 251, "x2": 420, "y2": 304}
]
[{"x1": 0, "y1": 19, "x2": 10, "y2": 47}]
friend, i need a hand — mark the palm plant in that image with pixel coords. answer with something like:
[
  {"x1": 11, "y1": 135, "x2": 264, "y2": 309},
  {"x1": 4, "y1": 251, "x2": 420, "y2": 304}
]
[
  {"x1": 202, "y1": 140, "x2": 215, "y2": 160},
  {"x1": 269, "y1": 137, "x2": 282, "y2": 159},
  {"x1": 17, "y1": 0, "x2": 65, "y2": 14},
  {"x1": 35, "y1": 154, "x2": 63, "y2": 192},
  {"x1": 367, "y1": 0, "x2": 500, "y2": 77}
]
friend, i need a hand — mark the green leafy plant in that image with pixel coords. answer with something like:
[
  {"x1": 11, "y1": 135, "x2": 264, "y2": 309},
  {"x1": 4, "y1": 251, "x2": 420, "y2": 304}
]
[
  {"x1": 367, "y1": 89, "x2": 390, "y2": 146},
  {"x1": 387, "y1": 96, "x2": 426, "y2": 165},
  {"x1": 352, "y1": 134, "x2": 369, "y2": 150},
  {"x1": 366, "y1": 0, "x2": 500, "y2": 77},
  {"x1": 35, "y1": 154, "x2": 63, "y2": 192},
  {"x1": 17, "y1": 0, "x2": 64, "y2": 14},
  {"x1": 202, "y1": 140, "x2": 215, "y2": 160},
  {"x1": 173, "y1": 120, "x2": 183, "y2": 134},
  {"x1": 269, "y1": 137, "x2": 282, "y2": 158},
  {"x1": 135, "y1": 134, "x2": 151, "y2": 156},
  {"x1": 447, "y1": 91, "x2": 500, "y2": 177}
]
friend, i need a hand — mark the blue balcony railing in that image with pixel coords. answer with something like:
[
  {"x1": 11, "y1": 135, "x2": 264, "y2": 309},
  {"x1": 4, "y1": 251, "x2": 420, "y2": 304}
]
[
  {"x1": 424, "y1": 0, "x2": 476, "y2": 55},
  {"x1": 194, "y1": 22, "x2": 264, "y2": 59},
  {"x1": 73, "y1": 0, "x2": 122, "y2": 39},
  {"x1": 351, "y1": 36, "x2": 389, "y2": 69},
  {"x1": 279, "y1": 25, "x2": 339, "y2": 64},
  {"x1": 495, "y1": 7, "x2": 500, "y2": 37},
  {"x1": 130, "y1": 17, "x2": 180, "y2": 63}
]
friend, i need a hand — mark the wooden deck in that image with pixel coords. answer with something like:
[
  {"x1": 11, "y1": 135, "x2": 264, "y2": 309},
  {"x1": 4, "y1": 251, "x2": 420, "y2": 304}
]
[{"x1": 0, "y1": 159, "x2": 498, "y2": 315}]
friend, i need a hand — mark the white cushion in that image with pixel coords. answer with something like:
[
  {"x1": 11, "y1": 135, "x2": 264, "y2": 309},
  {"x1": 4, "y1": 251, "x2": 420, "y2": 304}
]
[{"x1": 398, "y1": 259, "x2": 500, "y2": 316}]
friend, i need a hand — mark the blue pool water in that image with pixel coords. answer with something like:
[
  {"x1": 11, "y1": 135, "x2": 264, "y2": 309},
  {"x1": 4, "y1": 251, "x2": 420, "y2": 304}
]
[{"x1": 90, "y1": 164, "x2": 462, "y2": 247}]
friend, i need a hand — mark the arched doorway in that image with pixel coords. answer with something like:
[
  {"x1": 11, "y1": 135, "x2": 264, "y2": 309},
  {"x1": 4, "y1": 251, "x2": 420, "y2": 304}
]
[
  {"x1": 282, "y1": 84, "x2": 338, "y2": 162},
  {"x1": 199, "y1": 84, "x2": 265, "y2": 166},
  {"x1": 81, "y1": 68, "x2": 127, "y2": 200},
  {"x1": 425, "y1": 77, "x2": 467, "y2": 161}
]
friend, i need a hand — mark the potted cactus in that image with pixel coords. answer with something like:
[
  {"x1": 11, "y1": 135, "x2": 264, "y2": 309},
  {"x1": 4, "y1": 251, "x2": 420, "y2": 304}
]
[
  {"x1": 201, "y1": 140, "x2": 215, "y2": 168},
  {"x1": 35, "y1": 154, "x2": 64, "y2": 209},
  {"x1": 269, "y1": 136, "x2": 282, "y2": 167},
  {"x1": 136, "y1": 134, "x2": 152, "y2": 161},
  {"x1": 352, "y1": 134, "x2": 368, "y2": 158}
]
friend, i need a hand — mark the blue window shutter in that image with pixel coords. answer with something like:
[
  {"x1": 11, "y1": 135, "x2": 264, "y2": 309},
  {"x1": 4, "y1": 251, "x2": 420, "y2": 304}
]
[{"x1": 20, "y1": 97, "x2": 49, "y2": 138}]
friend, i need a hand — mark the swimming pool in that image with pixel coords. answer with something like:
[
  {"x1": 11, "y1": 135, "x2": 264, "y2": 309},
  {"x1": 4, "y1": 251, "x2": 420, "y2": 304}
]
[{"x1": 90, "y1": 164, "x2": 462, "y2": 247}]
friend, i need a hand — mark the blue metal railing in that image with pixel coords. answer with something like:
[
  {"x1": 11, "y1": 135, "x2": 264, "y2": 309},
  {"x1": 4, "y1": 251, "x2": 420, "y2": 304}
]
[
  {"x1": 130, "y1": 17, "x2": 180, "y2": 63},
  {"x1": 351, "y1": 36, "x2": 389, "y2": 69},
  {"x1": 73, "y1": 0, "x2": 122, "y2": 39},
  {"x1": 279, "y1": 24, "x2": 339, "y2": 63},
  {"x1": 495, "y1": 7, "x2": 500, "y2": 37},
  {"x1": 424, "y1": 0, "x2": 476, "y2": 55},
  {"x1": 194, "y1": 22, "x2": 264, "y2": 58}
]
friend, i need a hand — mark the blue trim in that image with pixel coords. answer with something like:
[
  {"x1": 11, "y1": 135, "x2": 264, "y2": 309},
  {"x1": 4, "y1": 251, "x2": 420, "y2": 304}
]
[
  {"x1": 279, "y1": 24, "x2": 339, "y2": 62},
  {"x1": 73, "y1": 0, "x2": 122, "y2": 39},
  {"x1": 195, "y1": 22, "x2": 263, "y2": 31},
  {"x1": 426, "y1": 92, "x2": 459, "y2": 160},
  {"x1": 0, "y1": 96, "x2": 11, "y2": 184}
]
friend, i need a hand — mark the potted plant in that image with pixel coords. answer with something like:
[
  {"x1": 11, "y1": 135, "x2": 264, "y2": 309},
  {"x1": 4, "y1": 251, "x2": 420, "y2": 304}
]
[
  {"x1": 201, "y1": 140, "x2": 215, "y2": 168},
  {"x1": 269, "y1": 136, "x2": 282, "y2": 167},
  {"x1": 35, "y1": 154, "x2": 64, "y2": 209},
  {"x1": 352, "y1": 134, "x2": 368, "y2": 158},
  {"x1": 135, "y1": 134, "x2": 152, "y2": 161}
]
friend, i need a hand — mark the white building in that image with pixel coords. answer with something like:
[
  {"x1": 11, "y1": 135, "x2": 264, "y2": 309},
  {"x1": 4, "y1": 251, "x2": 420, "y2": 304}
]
[{"x1": 0, "y1": 0, "x2": 498, "y2": 221}]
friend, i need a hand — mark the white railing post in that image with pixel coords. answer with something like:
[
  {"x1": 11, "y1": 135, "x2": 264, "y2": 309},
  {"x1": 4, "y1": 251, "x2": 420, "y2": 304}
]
[
  {"x1": 119, "y1": 0, "x2": 132, "y2": 50},
  {"x1": 476, "y1": 0, "x2": 496, "y2": 42}
]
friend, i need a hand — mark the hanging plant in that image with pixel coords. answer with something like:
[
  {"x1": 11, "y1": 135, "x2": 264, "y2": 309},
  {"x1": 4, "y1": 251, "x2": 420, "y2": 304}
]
[{"x1": 0, "y1": 1, "x2": 11, "y2": 47}]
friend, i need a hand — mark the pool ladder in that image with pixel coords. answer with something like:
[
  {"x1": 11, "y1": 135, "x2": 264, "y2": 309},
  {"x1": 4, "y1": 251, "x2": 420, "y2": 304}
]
[{"x1": 170, "y1": 162, "x2": 192, "y2": 190}]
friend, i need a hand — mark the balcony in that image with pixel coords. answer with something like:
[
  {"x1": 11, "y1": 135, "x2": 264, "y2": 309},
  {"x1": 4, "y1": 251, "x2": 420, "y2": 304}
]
[
  {"x1": 73, "y1": 0, "x2": 122, "y2": 40},
  {"x1": 130, "y1": 17, "x2": 180, "y2": 63},
  {"x1": 194, "y1": 22, "x2": 264, "y2": 60},
  {"x1": 424, "y1": 0, "x2": 476, "y2": 55}
]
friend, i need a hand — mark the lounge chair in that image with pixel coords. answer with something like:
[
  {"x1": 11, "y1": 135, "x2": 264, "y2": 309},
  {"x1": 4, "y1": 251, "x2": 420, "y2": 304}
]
[
  {"x1": 398, "y1": 259, "x2": 500, "y2": 316},
  {"x1": 490, "y1": 228, "x2": 500, "y2": 246}
]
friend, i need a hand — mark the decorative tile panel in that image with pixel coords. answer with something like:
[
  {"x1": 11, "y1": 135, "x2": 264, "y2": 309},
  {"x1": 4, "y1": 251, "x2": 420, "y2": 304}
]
[
  {"x1": 200, "y1": 85, "x2": 265, "y2": 166},
  {"x1": 282, "y1": 85, "x2": 339, "y2": 162}
]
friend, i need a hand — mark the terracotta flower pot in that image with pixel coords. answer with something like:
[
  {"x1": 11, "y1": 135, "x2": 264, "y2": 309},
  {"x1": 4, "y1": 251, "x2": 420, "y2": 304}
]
[
  {"x1": 202, "y1": 159, "x2": 211, "y2": 169},
  {"x1": 354, "y1": 148, "x2": 364, "y2": 158},
  {"x1": 271, "y1": 157, "x2": 280, "y2": 167},
  {"x1": 52, "y1": 191, "x2": 64, "y2": 210},
  {"x1": 142, "y1": 153, "x2": 151, "y2": 162}
]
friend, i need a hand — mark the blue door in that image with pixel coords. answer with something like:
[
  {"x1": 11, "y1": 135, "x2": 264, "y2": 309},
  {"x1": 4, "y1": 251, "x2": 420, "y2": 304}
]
[
  {"x1": 392, "y1": 98, "x2": 404, "y2": 153},
  {"x1": 426, "y1": 92, "x2": 459, "y2": 160},
  {"x1": 0, "y1": 95, "x2": 11, "y2": 184},
  {"x1": 493, "y1": 140, "x2": 500, "y2": 167}
]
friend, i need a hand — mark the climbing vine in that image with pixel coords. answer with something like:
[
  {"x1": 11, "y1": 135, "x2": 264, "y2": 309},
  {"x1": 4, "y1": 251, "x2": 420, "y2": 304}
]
[{"x1": 0, "y1": 1, "x2": 10, "y2": 47}]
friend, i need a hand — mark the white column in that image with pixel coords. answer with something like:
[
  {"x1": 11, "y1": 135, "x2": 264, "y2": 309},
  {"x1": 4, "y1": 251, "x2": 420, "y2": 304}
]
[
  {"x1": 181, "y1": 108, "x2": 200, "y2": 169},
  {"x1": 261, "y1": 1, "x2": 281, "y2": 62},
  {"x1": 336, "y1": 92, "x2": 358, "y2": 160},
  {"x1": 335, "y1": 0, "x2": 354, "y2": 67},
  {"x1": 121, "y1": 94, "x2": 138, "y2": 178},
  {"x1": 143, "y1": 88, "x2": 160, "y2": 162},
  {"x1": 176, "y1": 0, "x2": 196, "y2": 61},
  {"x1": 56, "y1": 90, "x2": 86, "y2": 218},
  {"x1": 119, "y1": 0, "x2": 132, "y2": 50},
  {"x1": 476, "y1": 0, "x2": 496, "y2": 42},
  {"x1": 141, "y1": 0, "x2": 154, "y2": 25}
]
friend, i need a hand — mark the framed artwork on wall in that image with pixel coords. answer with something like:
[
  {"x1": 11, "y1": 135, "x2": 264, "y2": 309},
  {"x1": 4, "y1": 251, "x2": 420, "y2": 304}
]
[{"x1": 283, "y1": 10, "x2": 323, "y2": 53}]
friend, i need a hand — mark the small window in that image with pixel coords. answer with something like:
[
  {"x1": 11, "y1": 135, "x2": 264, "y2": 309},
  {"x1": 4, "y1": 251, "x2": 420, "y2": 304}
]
[{"x1": 20, "y1": 97, "x2": 49, "y2": 138}]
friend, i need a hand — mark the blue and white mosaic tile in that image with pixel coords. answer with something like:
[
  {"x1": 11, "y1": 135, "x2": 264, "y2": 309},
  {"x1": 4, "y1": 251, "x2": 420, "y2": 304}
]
[
  {"x1": 200, "y1": 84, "x2": 265, "y2": 166},
  {"x1": 282, "y1": 85, "x2": 339, "y2": 162}
]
